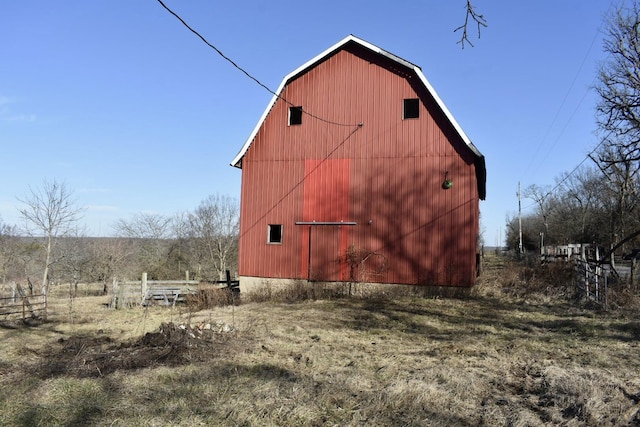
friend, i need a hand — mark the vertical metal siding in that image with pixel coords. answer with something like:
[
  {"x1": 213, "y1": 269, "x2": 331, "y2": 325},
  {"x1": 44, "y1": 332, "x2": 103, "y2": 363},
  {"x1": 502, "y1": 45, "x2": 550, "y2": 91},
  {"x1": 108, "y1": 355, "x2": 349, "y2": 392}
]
[
  {"x1": 300, "y1": 159, "x2": 350, "y2": 280},
  {"x1": 239, "y1": 46, "x2": 480, "y2": 286}
]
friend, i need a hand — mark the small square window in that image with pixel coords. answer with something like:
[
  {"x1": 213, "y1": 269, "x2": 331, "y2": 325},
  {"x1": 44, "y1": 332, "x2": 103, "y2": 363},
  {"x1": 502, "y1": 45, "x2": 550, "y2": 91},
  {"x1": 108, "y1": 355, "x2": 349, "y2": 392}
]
[
  {"x1": 268, "y1": 224, "x2": 283, "y2": 244},
  {"x1": 289, "y1": 106, "x2": 303, "y2": 125},
  {"x1": 403, "y1": 98, "x2": 420, "y2": 119}
]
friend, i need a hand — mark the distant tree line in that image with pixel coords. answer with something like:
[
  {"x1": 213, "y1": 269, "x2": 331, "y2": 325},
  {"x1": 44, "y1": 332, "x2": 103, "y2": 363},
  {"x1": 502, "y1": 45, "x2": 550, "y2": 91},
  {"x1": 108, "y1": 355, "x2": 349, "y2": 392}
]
[
  {"x1": 506, "y1": 3, "x2": 640, "y2": 257},
  {"x1": 0, "y1": 184, "x2": 239, "y2": 295},
  {"x1": 506, "y1": 165, "x2": 640, "y2": 255}
]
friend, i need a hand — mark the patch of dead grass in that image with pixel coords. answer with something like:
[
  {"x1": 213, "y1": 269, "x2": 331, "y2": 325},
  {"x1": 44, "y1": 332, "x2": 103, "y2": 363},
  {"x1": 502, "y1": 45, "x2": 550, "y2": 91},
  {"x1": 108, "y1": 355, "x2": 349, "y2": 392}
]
[{"x1": 1, "y1": 259, "x2": 640, "y2": 426}]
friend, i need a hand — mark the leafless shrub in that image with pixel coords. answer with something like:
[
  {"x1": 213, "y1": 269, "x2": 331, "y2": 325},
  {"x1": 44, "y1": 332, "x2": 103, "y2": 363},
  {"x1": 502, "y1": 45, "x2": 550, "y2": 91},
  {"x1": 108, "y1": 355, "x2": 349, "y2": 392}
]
[
  {"x1": 244, "y1": 280, "x2": 352, "y2": 304},
  {"x1": 475, "y1": 255, "x2": 576, "y2": 303},
  {"x1": 244, "y1": 278, "x2": 473, "y2": 305},
  {"x1": 608, "y1": 285, "x2": 640, "y2": 311},
  {"x1": 338, "y1": 245, "x2": 387, "y2": 283},
  {"x1": 187, "y1": 285, "x2": 238, "y2": 309}
]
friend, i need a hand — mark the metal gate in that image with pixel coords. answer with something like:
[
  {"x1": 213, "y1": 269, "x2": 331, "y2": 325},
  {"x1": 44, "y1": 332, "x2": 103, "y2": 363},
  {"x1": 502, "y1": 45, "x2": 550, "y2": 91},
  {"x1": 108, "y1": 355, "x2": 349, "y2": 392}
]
[{"x1": 575, "y1": 259, "x2": 608, "y2": 309}]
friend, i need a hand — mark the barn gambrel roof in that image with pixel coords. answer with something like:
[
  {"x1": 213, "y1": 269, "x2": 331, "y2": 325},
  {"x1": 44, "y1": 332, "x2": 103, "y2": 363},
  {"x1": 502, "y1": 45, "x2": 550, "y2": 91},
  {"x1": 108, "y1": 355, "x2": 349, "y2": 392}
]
[{"x1": 230, "y1": 34, "x2": 486, "y2": 200}]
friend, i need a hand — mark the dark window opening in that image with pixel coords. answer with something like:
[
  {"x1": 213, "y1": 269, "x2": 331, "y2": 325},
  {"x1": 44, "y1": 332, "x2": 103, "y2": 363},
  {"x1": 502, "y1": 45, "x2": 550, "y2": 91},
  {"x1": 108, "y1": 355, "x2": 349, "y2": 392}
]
[
  {"x1": 403, "y1": 98, "x2": 420, "y2": 119},
  {"x1": 268, "y1": 224, "x2": 283, "y2": 244},
  {"x1": 289, "y1": 106, "x2": 303, "y2": 125}
]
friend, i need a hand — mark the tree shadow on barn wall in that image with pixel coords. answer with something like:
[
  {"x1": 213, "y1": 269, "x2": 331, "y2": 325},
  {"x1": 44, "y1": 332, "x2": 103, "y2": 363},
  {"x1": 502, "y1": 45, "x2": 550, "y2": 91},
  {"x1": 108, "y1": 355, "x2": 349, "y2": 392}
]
[{"x1": 331, "y1": 158, "x2": 479, "y2": 287}]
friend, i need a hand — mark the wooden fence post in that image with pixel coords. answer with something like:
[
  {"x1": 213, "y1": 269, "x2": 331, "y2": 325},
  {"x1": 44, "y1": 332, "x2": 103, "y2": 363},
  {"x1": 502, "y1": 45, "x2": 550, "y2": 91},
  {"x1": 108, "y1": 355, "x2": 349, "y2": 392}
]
[
  {"x1": 110, "y1": 278, "x2": 119, "y2": 309},
  {"x1": 16, "y1": 284, "x2": 36, "y2": 319},
  {"x1": 118, "y1": 279, "x2": 126, "y2": 309},
  {"x1": 141, "y1": 272, "x2": 148, "y2": 303}
]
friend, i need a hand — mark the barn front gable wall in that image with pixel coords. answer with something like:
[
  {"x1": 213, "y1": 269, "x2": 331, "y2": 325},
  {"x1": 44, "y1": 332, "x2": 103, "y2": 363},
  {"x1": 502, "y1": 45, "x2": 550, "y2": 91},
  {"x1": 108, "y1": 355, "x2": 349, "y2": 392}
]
[{"x1": 237, "y1": 42, "x2": 481, "y2": 286}]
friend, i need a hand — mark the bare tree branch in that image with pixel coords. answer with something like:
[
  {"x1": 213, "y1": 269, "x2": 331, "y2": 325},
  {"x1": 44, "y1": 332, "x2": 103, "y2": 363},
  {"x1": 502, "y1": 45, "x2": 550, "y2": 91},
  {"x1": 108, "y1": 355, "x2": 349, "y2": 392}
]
[{"x1": 455, "y1": 0, "x2": 488, "y2": 48}]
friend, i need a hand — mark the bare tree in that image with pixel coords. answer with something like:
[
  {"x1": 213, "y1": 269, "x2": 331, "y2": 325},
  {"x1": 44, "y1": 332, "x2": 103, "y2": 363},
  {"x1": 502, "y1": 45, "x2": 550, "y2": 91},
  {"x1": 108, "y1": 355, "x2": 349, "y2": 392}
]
[
  {"x1": 57, "y1": 232, "x2": 91, "y2": 297},
  {"x1": 182, "y1": 194, "x2": 239, "y2": 280},
  {"x1": 114, "y1": 212, "x2": 173, "y2": 278},
  {"x1": 524, "y1": 184, "x2": 555, "y2": 238},
  {"x1": 17, "y1": 179, "x2": 84, "y2": 311},
  {"x1": 595, "y1": 2, "x2": 640, "y2": 166},
  {"x1": 85, "y1": 238, "x2": 135, "y2": 291},
  {"x1": 511, "y1": 161, "x2": 640, "y2": 255},
  {"x1": 591, "y1": 145, "x2": 640, "y2": 253},
  {"x1": 114, "y1": 212, "x2": 172, "y2": 240},
  {"x1": 0, "y1": 217, "x2": 19, "y2": 283},
  {"x1": 554, "y1": 166, "x2": 602, "y2": 243},
  {"x1": 592, "y1": 1, "x2": 640, "y2": 253}
]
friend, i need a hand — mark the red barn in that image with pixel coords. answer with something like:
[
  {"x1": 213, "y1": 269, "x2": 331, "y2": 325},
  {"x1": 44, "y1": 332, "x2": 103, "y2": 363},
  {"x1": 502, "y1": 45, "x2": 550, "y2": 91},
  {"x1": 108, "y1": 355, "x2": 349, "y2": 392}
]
[{"x1": 231, "y1": 35, "x2": 486, "y2": 289}]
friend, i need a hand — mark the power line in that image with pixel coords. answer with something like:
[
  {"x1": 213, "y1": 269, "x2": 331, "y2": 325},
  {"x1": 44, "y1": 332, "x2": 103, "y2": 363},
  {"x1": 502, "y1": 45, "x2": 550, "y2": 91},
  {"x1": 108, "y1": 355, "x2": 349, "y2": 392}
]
[
  {"x1": 523, "y1": 1, "x2": 614, "y2": 177},
  {"x1": 156, "y1": 0, "x2": 361, "y2": 127},
  {"x1": 521, "y1": 2, "x2": 618, "y2": 211},
  {"x1": 155, "y1": 0, "x2": 366, "y2": 241},
  {"x1": 521, "y1": 133, "x2": 610, "y2": 211},
  {"x1": 537, "y1": 81, "x2": 595, "y2": 168},
  {"x1": 236, "y1": 125, "x2": 362, "y2": 239}
]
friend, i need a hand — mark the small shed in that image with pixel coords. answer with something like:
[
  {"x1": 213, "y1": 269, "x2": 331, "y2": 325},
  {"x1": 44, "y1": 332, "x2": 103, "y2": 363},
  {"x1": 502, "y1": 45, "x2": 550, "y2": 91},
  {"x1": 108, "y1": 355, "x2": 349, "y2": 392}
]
[{"x1": 231, "y1": 35, "x2": 486, "y2": 287}]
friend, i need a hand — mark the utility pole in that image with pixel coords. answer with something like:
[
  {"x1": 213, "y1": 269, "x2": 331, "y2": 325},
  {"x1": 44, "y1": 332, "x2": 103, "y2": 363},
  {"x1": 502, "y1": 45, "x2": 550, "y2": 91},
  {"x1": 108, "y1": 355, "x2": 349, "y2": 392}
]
[{"x1": 517, "y1": 182, "x2": 523, "y2": 254}]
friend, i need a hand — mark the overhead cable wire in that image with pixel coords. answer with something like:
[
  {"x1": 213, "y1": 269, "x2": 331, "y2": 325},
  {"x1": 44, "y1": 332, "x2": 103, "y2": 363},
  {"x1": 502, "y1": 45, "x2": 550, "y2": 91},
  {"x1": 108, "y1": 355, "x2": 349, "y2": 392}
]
[
  {"x1": 523, "y1": 1, "x2": 614, "y2": 177},
  {"x1": 156, "y1": 0, "x2": 362, "y2": 128},
  {"x1": 156, "y1": 0, "x2": 365, "y2": 241},
  {"x1": 537, "y1": 85, "x2": 594, "y2": 167},
  {"x1": 521, "y1": 132, "x2": 611, "y2": 211},
  {"x1": 521, "y1": 2, "x2": 618, "y2": 211},
  {"x1": 236, "y1": 125, "x2": 362, "y2": 239}
]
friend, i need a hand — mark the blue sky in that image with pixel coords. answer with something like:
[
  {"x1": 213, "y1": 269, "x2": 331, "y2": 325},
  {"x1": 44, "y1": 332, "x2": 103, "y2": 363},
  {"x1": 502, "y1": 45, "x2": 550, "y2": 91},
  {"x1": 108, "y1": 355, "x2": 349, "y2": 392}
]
[{"x1": 0, "y1": 1, "x2": 616, "y2": 243}]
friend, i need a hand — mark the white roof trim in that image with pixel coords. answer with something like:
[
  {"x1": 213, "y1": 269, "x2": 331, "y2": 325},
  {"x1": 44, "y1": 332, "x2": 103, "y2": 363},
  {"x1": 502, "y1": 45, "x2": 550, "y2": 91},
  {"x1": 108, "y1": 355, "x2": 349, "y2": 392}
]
[
  {"x1": 412, "y1": 67, "x2": 483, "y2": 158},
  {"x1": 230, "y1": 34, "x2": 482, "y2": 167}
]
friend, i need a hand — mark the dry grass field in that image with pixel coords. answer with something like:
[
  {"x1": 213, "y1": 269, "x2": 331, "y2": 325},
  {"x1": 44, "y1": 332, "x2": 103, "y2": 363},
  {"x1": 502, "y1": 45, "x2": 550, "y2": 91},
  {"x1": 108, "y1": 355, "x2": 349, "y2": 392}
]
[{"x1": 1, "y1": 255, "x2": 639, "y2": 426}]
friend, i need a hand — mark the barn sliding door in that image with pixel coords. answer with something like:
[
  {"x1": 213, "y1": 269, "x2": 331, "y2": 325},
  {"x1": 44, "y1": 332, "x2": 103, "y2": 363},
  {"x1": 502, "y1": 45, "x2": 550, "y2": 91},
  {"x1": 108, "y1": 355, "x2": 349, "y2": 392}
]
[{"x1": 300, "y1": 159, "x2": 351, "y2": 281}]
